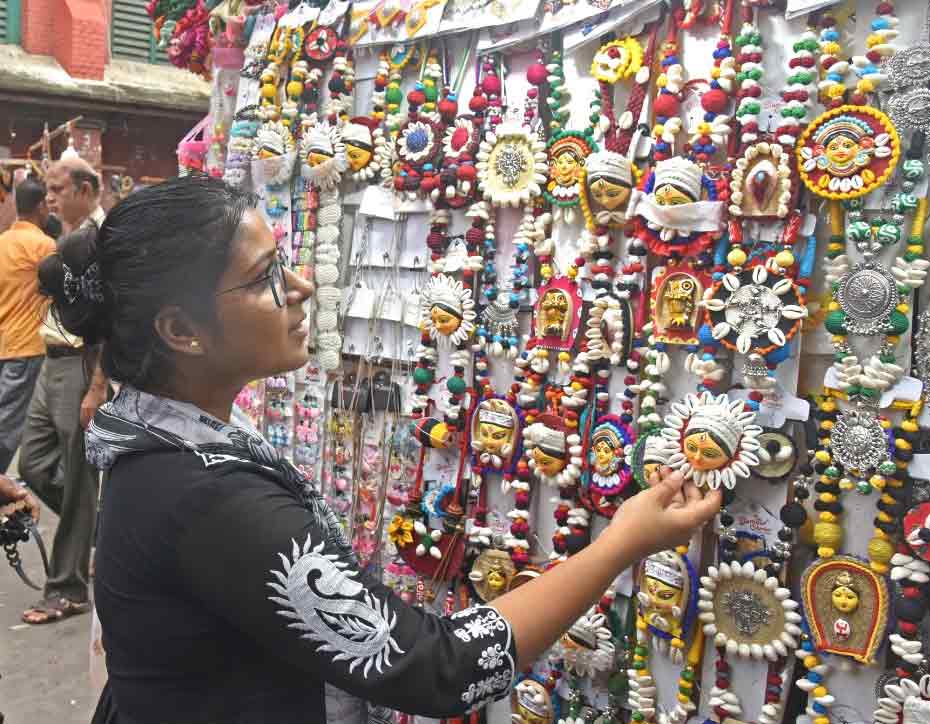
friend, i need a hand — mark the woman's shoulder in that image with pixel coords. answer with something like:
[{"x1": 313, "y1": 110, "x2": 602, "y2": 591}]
[{"x1": 107, "y1": 448, "x2": 302, "y2": 517}]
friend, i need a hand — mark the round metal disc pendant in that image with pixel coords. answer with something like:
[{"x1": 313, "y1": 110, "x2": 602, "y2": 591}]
[
  {"x1": 830, "y1": 408, "x2": 888, "y2": 473},
  {"x1": 887, "y1": 43, "x2": 930, "y2": 91},
  {"x1": 887, "y1": 87, "x2": 930, "y2": 135},
  {"x1": 835, "y1": 262, "x2": 898, "y2": 335}
]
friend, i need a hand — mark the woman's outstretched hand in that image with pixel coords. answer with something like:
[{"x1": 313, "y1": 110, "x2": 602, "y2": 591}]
[{"x1": 609, "y1": 466, "x2": 722, "y2": 557}]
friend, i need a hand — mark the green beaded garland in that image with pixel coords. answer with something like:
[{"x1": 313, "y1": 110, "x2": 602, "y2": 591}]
[
  {"x1": 413, "y1": 367, "x2": 434, "y2": 385},
  {"x1": 888, "y1": 310, "x2": 909, "y2": 335}
]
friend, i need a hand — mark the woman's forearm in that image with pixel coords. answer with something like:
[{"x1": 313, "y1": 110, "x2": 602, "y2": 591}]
[{"x1": 490, "y1": 525, "x2": 643, "y2": 670}]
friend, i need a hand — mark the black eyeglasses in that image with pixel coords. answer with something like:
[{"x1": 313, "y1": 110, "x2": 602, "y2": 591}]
[{"x1": 216, "y1": 248, "x2": 288, "y2": 308}]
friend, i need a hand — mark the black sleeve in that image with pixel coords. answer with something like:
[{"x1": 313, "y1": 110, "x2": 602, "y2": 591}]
[{"x1": 174, "y1": 468, "x2": 516, "y2": 718}]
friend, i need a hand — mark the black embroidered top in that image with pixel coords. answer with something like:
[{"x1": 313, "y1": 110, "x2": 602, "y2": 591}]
[{"x1": 93, "y1": 450, "x2": 516, "y2": 724}]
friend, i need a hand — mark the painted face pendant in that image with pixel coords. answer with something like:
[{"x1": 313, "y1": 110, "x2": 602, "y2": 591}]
[
  {"x1": 651, "y1": 262, "x2": 713, "y2": 345},
  {"x1": 798, "y1": 105, "x2": 900, "y2": 199},
  {"x1": 636, "y1": 549, "x2": 697, "y2": 663},
  {"x1": 801, "y1": 556, "x2": 890, "y2": 664}
]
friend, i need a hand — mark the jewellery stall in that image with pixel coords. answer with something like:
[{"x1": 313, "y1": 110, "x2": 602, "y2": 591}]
[{"x1": 157, "y1": 0, "x2": 930, "y2": 721}]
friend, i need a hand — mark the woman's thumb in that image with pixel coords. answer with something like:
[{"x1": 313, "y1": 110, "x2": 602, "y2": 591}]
[{"x1": 654, "y1": 468, "x2": 686, "y2": 504}]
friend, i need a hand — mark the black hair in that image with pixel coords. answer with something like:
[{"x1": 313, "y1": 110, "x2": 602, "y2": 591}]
[
  {"x1": 70, "y1": 167, "x2": 100, "y2": 196},
  {"x1": 37, "y1": 175, "x2": 258, "y2": 388},
  {"x1": 15, "y1": 177, "x2": 46, "y2": 216}
]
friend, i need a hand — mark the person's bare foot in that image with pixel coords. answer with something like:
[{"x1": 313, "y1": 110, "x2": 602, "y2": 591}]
[{"x1": 22, "y1": 596, "x2": 90, "y2": 624}]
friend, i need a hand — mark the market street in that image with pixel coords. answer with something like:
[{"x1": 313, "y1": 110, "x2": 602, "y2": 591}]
[{"x1": 0, "y1": 494, "x2": 97, "y2": 723}]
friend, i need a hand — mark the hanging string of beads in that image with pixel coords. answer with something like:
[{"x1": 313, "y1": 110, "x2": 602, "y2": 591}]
[{"x1": 652, "y1": 7, "x2": 687, "y2": 163}]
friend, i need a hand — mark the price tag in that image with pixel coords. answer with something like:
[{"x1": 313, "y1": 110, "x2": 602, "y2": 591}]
[
  {"x1": 359, "y1": 185, "x2": 395, "y2": 220},
  {"x1": 910, "y1": 454, "x2": 930, "y2": 479},
  {"x1": 728, "y1": 388, "x2": 809, "y2": 428},
  {"x1": 403, "y1": 292, "x2": 422, "y2": 327},
  {"x1": 319, "y1": 0, "x2": 351, "y2": 26}
]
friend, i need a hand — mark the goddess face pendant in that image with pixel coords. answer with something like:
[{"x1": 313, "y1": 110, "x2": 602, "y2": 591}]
[
  {"x1": 471, "y1": 397, "x2": 521, "y2": 469},
  {"x1": 801, "y1": 555, "x2": 890, "y2": 664},
  {"x1": 533, "y1": 277, "x2": 583, "y2": 352},
  {"x1": 651, "y1": 263, "x2": 712, "y2": 345},
  {"x1": 797, "y1": 105, "x2": 899, "y2": 199},
  {"x1": 584, "y1": 414, "x2": 634, "y2": 517},
  {"x1": 635, "y1": 549, "x2": 697, "y2": 661},
  {"x1": 512, "y1": 677, "x2": 556, "y2": 724}
]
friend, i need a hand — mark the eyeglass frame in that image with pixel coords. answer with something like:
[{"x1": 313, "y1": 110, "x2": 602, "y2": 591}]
[{"x1": 216, "y1": 248, "x2": 288, "y2": 308}]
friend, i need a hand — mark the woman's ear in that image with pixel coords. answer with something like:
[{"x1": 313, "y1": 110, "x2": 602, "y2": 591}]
[{"x1": 154, "y1": 306, "x2": 206, "y2": 357}]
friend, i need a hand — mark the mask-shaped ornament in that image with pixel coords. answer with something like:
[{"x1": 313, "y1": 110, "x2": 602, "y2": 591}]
[
  {"x1": 636, "y1": 550, "x2": 697, "y2": 663},
  {"x1": 583, "y1": 150, "x2": 635, "y2": 229},
  {"x1": 661, "y1": 392, "x2": 762, "y2": 490},
  {"x1": 590, "y1": 36, "x2": 643, "y2": 85},
  {"x1": 728, "y1": 141, "x2": 795, "y2": 219},
  {"x1": 534, "y1": 277, "x2": 583, "y2": 352},
  {"x1": 299, "y1": 119, "x2": 348, "y2": 190},
  {"x1": 557, "y1": 604, "x2": 616, "y2": 677},
  {"x1": 544, "y1": 131, "x2": 598, "y2": 224},
  {"x1": 586, "y1": 294, "x2": 632, "y2": 367},
  {"x1": 477, "y1": 118, "x2": 548, "y2": 208},
  {"x1": 703, "y1": 264, "x2": 807, "y2": 355},
  {"x1": 468, "y1": 548, "x2": 516, "y2": 602},
  {"x1": 523, "y1": 413, "x2": 582, "y2": 488},
  {"x1": 420, "y1": 273, "x2": 477, "y2": 346},
  {"x1": 512, "y1": 676, "x2": 557, "y2": 724},
  {"x1": 651, "y1": 263, "x2": 712, "y2": 345},
  {"x1": 584, "y1": 414, "x2": 634, "y2": 517},
  {"x1": 699, "y1": 560, "x2": 801, "y2": 662},
  {"x1": 342, "y1": 116, "x2": 390, "y2": 183},
  {"x1": 876, "y1": 674, "x2": 930, "y2": 724},
  {"x1": 801, "y1": 556, "x2": 890, "y2": 663},
  {"x1": 471, "y1": 397, "x2": 521, "y2": 469},
  {"x1": 798, "y1": 105, "x2": 900, "y2": 199},
  {"x1": 631, "y1": 427, "x2": 680, "y2": 489},
  {"x1": 626, "y1": 156, "x2": 724, "y2": 259},
  {"x1": 252, "y1": 121, "x2": 296, "y2": 186}
]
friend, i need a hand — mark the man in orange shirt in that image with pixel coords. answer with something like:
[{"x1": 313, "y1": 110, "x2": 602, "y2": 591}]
[{"x1": 0, "y1": 177, "x2": 55, "y2": 473}]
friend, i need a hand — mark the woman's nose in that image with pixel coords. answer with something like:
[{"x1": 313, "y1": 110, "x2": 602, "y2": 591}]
[{"x1": 285, "y1": 268, "x2": 313, "y2": 304}]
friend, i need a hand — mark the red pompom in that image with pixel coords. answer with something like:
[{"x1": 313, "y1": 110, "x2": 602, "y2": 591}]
[
  {"x1": 482, "y1": 74, "x2": 502, "y2": 96},
  {"x1": 457, "y1": 165, "x2": 477, "y2": 181},
  {"x1": 653, "y1": 92, "x2": 681, "y2": 118},
  {"x1": 469, "y1": 93, "x2": 488, "y2": 113},
  {"x1": 526, "y1": 62, "x2": 548, "y2": 86},
  {"x1": 701, "y1": 87, "x2": 729, "y2": 114},
  {"x1": 407, "y1": 89, "x2": 426, "y2": 106},
  {"x1": 438, "y1": 98, "x2": 458, "y2": 120}
]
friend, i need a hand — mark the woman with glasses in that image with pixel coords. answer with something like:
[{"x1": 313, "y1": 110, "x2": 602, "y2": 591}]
[{"x1": 38, "y1": 175, "x2": 720, "y2": 723}]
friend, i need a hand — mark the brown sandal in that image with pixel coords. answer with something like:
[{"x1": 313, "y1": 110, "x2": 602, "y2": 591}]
[{"x1": 22, "y1": 596, "x2": 90, "y2": 625}]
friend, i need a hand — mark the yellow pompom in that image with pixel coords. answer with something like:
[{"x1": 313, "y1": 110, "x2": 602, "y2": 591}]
[
  {"x1": 657, "y1": 75, "x2": 668, "y2": 89},
  {"x1": 815, "y1": 520, "x2": 843, "y2": 551},
  {"x1": 727, "y1": 248, "x2": 748, "y2": 267},
  {"x1": 803, "y1": 655, "x2": 819, "y2": 668},
  {"x1": 775, "y1": 250, "x2": 795, "y2": 268},
  {"x1": 868, "y1": 536, "x2": 894, "y2": 567},
  {"x1": 813, "y1": 686, "x2": 828, "y2": 698}
]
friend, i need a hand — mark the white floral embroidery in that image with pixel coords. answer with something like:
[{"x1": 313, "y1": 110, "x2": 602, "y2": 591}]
[
  {"x1": 451, "y1": 607, "x2": 508, "y2": 643},
  {"x1": 461, "y1": 670, "x2": 512, "y2": 711},
  {"x1": 478, "y1": 644, "x2": 506, "y2": 670},
  {"x1": 268, "y1": 535, "x2": 404, "y2": 678},
  {"x1": 450, "y1": 606, "x2": 516, "y2": 714}
]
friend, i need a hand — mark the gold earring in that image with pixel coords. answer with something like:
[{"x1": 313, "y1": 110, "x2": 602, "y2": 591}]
[{"x1": 191, "y1": 340, "x2": 200, "y2": 349}]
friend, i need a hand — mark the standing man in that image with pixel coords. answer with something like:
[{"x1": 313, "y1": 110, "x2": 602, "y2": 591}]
[
  {"x1": 0, "y1": 178, "x2": 56, "y2": 474},
  {"x1": 20, "y1": 157, "x2": 107, "y2": 624}
]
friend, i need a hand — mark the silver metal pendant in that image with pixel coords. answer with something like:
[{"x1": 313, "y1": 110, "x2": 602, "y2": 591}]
[
  {"x1": 835, "y1": 261, "x2": 898, "y2": 336},
  {"x1": 721, "y1": 587, "x2": 772, "y2": 636},
  {"x1": 887, "y1": 86, "x2": 930, "y2": 135},
  {"x1": 887, "y1": 43, "x2": 930, "y2": 91},
  {"x1": 830, "y1": 407, "x2": 889, "y2": 473}
]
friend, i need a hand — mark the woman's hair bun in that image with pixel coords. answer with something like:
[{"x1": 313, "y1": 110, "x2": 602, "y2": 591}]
[{"x1": 37, "y1": 224, "x2": 110, "y2": 344}]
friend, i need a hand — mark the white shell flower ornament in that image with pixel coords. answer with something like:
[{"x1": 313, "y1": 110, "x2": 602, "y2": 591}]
[{"x1": 661, "y1": 392, "x2": 762, "y2": 490}]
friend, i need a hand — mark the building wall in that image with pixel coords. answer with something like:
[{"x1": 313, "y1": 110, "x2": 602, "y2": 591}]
[
  {"x1": 0, "y1": 109, "x2": 192, "y2": 231},
  {"x1": 21, "y1": 0, "x2": 110, "y2": 79}
]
